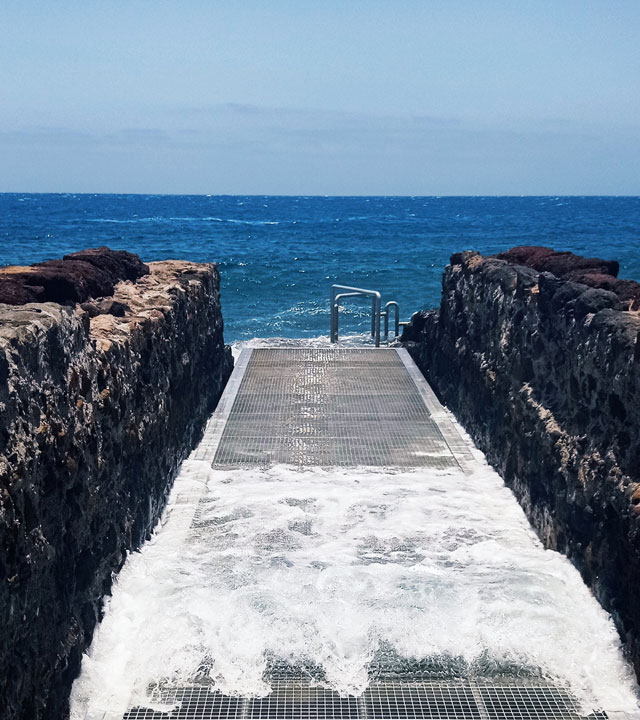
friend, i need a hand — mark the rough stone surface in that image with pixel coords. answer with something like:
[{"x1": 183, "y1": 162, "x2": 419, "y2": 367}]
[
  {"x1": 0, "y1": 261, "x2": 233, "y2": 720},
  {"x1": 402, "y1": 249, "x2": 640, "y2": 679},
  {"x1": 63, "y1": 246, "x2": 150, "y2": 284},
  {"x1": 497, "y1": 245, "x2": 640, "y2": 310},
  {"x1": 0, "y1": 277, "x2": 41, "y2": 305},
  {"x1": 0, "y1": 247, "x2": 149, "y2": 306}
]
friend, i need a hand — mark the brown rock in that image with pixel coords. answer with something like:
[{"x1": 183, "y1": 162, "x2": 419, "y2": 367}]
[
  {"x1": 497, "y1": 246, "x2": 619, "y2": 278},
  {"x1": 496, "y1": 246, "x2": 555, "y2": 269},
  {"x1": 495, "y1": 246, "x2": 640, "y2": 308},
  {"x1": 33, "y1": 259, "x2": 115, "y2": 301},
  {"x1": 64, "y1": 247, "x2": 149, "y2": 283},
  {"x1": 542, "y1": 253, "x2": 619, "y2": 278},
  {"x1": 2, "y1": 260, "x2": 113, "y2": 304},
  {"x1": 567, "y1": 273, "x2": 640, "y2": 310},
  {"x1": 0, "y1": 247, "x2": 150, "y2": 308},
  {"x1": 0, "y1": 276, "x2": 43, "y2": 305}
]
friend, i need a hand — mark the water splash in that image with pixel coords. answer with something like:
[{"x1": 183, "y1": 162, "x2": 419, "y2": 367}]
[{"x1": 70, "y1": 455, "x2": 638, "y2": 717}]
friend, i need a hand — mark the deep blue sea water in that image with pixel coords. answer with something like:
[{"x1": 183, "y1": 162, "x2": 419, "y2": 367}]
[{"x1": 1, "y1": 195, "x2": 639, "y2": 342}]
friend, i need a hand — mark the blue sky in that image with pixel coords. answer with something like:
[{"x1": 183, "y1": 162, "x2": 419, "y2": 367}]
[{"x1": 1, "y1": 1, "x2": 639, "y2": 194}]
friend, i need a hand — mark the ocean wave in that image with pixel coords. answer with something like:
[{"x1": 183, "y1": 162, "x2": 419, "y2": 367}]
[
  {"x1": 86, "y1": 216, "x2": 172, "y2": 224},
  {"x1": 223, "y1": 218, "x2": 280, "y2": 225},
  {"x1": 85, "y1": 216, "x2": 283, "y2": 226},
  {"x1": 86, "y1": 215, "x2": 404, "y2": 227},
  {"x1": 276, "y1": 302, "x2": 331, "y2": 318}
]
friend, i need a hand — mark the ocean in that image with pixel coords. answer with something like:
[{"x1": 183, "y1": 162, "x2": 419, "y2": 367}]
[{"x1": 1, "y1": 194, "x2": 639, "y2": 342}]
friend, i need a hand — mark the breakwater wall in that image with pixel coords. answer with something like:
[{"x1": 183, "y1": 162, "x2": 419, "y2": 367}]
[
  {"x1": 402, "y1": 248, "x2": 640, "y2": 678},
  {"x1": 0, "y1": 257, "x2": 233, "y2": 719}
]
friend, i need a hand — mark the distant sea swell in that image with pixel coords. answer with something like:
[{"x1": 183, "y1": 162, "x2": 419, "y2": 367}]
[{"x1": 1, "y1": 195, "x2": 639, "y2": 342}]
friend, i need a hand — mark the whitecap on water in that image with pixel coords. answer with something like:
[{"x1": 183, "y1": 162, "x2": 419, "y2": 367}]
[{"x1": 70, "y1": 444, "x2": 639, "y2": 717}]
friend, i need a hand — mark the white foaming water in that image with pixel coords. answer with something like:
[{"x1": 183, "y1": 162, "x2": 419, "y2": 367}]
[
  {"x1": 70, "y1": 452, "x2": 639, "y2": 717},
  {"x1": 231, "y1": 334, "x2": 382, "y2": 360}
]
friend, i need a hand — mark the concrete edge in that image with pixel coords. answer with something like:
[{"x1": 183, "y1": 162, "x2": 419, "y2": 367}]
[
  {"x1": 192, "y1": 348, "x2": 254, "y2": 464},
  {"x1": 396, "y1": 348, "x2": 475, "y2": 474}
]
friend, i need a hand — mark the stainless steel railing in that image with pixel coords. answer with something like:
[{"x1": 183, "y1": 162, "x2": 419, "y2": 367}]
[
  {"x1": 330, "y1": 285, "x2": 401, "y2": 347},
  {"x1": 382, "y1": 301, "x2": 400, "y2": 339}
]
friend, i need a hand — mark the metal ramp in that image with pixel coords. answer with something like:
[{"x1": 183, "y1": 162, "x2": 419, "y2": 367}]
[
  {"x1": 95, "y1": 347, "x2": 623, "y2": 720},
  {"x1": 211, "y1": 348, "x2": 472, "y2": 470}
]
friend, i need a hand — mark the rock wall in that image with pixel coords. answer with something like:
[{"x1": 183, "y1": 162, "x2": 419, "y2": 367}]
[
  {"x1": 0, "y1": 261, "x2": 233, "y2": 720},
  {"x1": 402, "y1": 249, "x2": 640, "y2": 678}
]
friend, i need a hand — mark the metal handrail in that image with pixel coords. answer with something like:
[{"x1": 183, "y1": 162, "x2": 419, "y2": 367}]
[
  {"x1": 330, "y1": 285, "x2": 404, "y2": 347},
  {"x1": 330, "y1": 284, "x2": 381, "y2": 346},
  {"x1": 383, "y1": 301, "x2": 400, "y2": 339}
]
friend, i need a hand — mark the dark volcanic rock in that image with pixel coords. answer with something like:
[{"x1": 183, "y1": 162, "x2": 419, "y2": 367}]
[
  {"x1": 33, "y1": 259, "x2": 115, "y2": 300},
  {"x1": 64, "y1": 246, "x2": 149, "y2": 283},
  {"x1": 0, "y1": 276, "x2": 43, "y2": 305},
  {"x1": 497, "y1": 245, "x2": 620, "y2": 277},
  {"x1": 566, "y1": 273, "x2": 640, "y2": 311},
  {"x1": 0, "y1": 260, "x2": 107, "y2": 305},
  {"x1": 402, "y1": 248, "x2": 640, "y2": 680},
  {"x1": 495, "y1": 245, "x2": 640, "y2": 309},
  {"x1": 0, "y1": 247, "x2": 150, "y2": 307},
  {"x1": 0, "y1": 261, "x2": 233, "y2": 720}
]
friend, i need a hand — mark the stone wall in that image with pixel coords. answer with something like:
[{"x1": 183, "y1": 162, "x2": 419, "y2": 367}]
[
  {"x1": 402, "y1": 250, "x2": 640, "y2": 678},
  {"x1": 0, "y1": 261, "x2": 233, "y2": 719}
]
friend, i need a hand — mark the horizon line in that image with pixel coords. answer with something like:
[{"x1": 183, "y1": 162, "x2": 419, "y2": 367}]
[{"x1": 2, "y1": 192, "x2": 640, "y2": 199}]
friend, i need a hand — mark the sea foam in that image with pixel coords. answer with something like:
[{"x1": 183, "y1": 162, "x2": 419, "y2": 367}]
[{"x1": 70, "y1": 449, "x2": 639, "y2": 718}]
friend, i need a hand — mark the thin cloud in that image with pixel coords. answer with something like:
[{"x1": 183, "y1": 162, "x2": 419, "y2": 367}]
[{"x1": 1, "y1": 104, "x2": 638, "y2": 194}]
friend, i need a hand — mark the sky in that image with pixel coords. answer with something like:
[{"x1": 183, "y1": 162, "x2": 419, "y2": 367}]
[{"x1": 1, "y1": 1, "x2": 639, "y2": 195}]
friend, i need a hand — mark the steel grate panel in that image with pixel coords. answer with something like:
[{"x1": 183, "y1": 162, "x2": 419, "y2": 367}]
[
  {"x1": 477, "y1": 687, "x2": 581, "y2": 720},
  {"x1": 212, "y1": 349, "x2": 459, "y2": 468},
  {"x1": 122, "y1": 681, "x2": 601, "y2": 720},
  {"x1": 364, "y1": 685, "x2": 481, "y2": 720}
]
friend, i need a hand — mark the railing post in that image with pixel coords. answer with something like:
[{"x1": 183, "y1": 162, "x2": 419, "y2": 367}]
[
  {"x1": 330, "y1": 286, "x2": 338, "y2": 343},
  {"x1": 384, "y1": 301, "x2": 400, "y2": 338},
  {"x1": 330, "y1": 302, "x2": 336, "y2": 343},
  {"x1": 329, "y1": 285, "x2": 384, "y2": 347},
  {"x1": 371, "y1": 297, "x2": 376, "y2": 338}
]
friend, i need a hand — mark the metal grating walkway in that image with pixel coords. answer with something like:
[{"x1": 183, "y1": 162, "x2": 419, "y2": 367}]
[
  {"x1": 212, "y1": 348, "x2": 467, "y2": 469},
  {"x1": 122, "y1": 680, "x2": 606, "y2": 720},
  {"x1": 95, "y1": 347, "x2": 620, "y2": 720}
]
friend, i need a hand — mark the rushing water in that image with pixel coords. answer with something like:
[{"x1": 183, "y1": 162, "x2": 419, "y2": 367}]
[
  {"x1": 1, "y1": 195, "x2": 640, "y2": 342},
  {"x1": 70, "y1": 400, "x2": 639, "y2": 718}
]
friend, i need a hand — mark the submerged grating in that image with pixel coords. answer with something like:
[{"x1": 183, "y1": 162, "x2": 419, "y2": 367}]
[
  {"x1": 212, "y1": 349, "x2": 460, "y2": 468},
  {"x1": 122, "y1": 681, "x2": 605, "y2": 720}
]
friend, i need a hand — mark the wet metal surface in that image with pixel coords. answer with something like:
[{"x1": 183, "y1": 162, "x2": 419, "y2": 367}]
[
  {"x1": 213, "y1": 349, "x2": 463, "y2": 469},
  {"x1": 122, "y1": 680, "x2": 604, "y2": 720}
]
